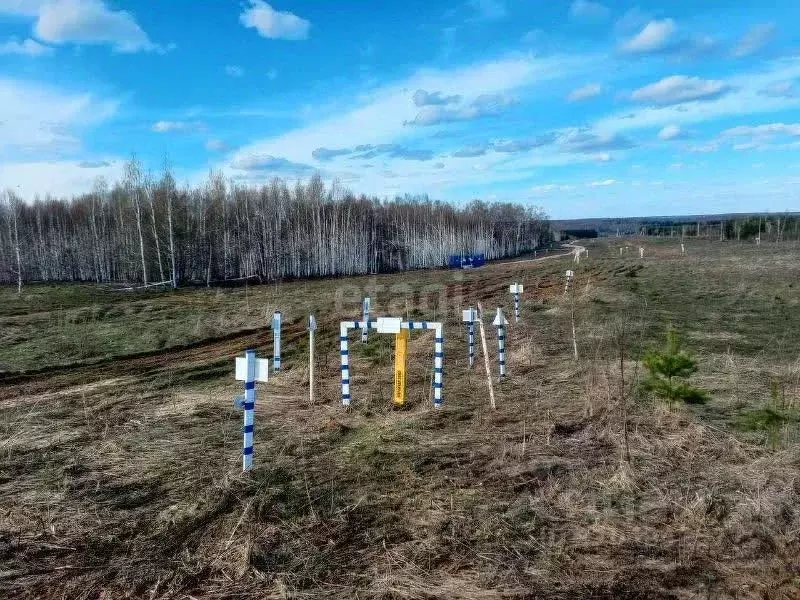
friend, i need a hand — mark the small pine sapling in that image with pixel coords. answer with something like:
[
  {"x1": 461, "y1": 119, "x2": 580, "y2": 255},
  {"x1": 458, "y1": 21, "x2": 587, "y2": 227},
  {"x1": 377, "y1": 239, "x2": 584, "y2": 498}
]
[{"x1": 641, "y1": 327, "x2": 708, "y2": 407}]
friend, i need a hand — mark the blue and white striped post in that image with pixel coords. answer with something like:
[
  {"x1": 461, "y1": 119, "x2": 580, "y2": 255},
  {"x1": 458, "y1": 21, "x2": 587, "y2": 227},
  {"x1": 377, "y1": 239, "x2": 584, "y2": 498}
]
[
  {"x1": 462, "y1": 307, "x2": 477, "y2": 368},
  {"x1": 433, "y1": 323, "x2": 444, "y2": 408},
  {"x1": 340, "y1": 318, "x2": 443, "y2": 407},
  {"x1": 493, "y1": 308, "x2": 508, "y2": 377},
  {"x1": 509, "y1": 284, "x2": 523, "y2": 323},
  {"x1": 243, "y1": 350, "x2": 256, "y2": 470},
  {"x1": 361, "y1": 297, "x2": 371, "y2": 343},
  {"x1": 340, "y1": 321, "x2": 353, "y2": 407},
  {"x1": 234, "y1": 349, "x2": 269, "y2": 472},
  {"x1": 272, "y1": 311, "x2": 282, "y2": 371}
]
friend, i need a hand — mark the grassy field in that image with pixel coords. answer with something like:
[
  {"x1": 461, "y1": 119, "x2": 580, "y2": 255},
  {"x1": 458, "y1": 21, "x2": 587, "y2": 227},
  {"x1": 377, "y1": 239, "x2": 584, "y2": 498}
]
[{"x1": 1, "y1": 239, "x2": 799, "y2": 599}]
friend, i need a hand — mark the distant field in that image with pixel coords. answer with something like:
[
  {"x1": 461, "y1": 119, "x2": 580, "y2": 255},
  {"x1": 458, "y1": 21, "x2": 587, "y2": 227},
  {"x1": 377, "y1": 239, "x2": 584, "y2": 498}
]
[{"x1": 1, "y1": 238, "x2": 799, "y2": 599}]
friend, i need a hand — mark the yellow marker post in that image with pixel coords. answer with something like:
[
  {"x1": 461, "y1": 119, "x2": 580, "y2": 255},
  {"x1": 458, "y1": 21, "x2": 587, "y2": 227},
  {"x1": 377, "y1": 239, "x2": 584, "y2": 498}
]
[{"x1": 393, "y1": 329, "x2": 409, "y2": 405}]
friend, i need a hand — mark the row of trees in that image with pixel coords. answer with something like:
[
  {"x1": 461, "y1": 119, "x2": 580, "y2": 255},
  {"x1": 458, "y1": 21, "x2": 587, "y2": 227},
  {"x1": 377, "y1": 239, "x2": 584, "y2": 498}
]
[
  {"x1": 0, "y1": 162, "x2": 551, "y2": 288},
  {"x1": 640, "y1": 215, "x2": 800, "y2": 241}
]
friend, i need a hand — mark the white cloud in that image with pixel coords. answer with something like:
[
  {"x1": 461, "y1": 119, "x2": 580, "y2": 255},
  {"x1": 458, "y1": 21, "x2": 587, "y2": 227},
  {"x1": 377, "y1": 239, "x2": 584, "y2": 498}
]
[
  {"x1": 567, "y1": 82, "x2": 602, "y2": 102},
  {"x1": 689, "y1": 142, "x2": 719, "y2": 153},
  {"x1": 405, "y1": 93, "x2": 517, "y2": 126},
  {"x1": 225, "y1": 54, "x2": 582, "y2": 167},
  {"x1": 531, "y1": 183, "x2": 574, "y2": 194},
  {"x1": 0, "y1": 77, "x2": 117, "y2": 160},
  {"x1": 0, "y1": 37, "x2": 53, "y2": 56},
  {"x1": 26, "y1": 0, "x2": 159, "y2": 53},
  {"x1": 589, "y1": 179, "x2": 618, "y2": 187},
  {"x1": 559, "y1": 130, "x2": 635, "y2": 153},
  {"x1": 412, "y1": 89, "x2": 461, "y2": 106},
  {"x1": 658, "y1": 124, "x2": 688, "y2": 140},
  {"x1": 231, "y1": 154, "x2": 317, "y2": 175},
  {"x1": 620, "y1": 19, "x2": 675, "y2": 54},
  {"x1": 225, "y1": 65, "x2": 245, "y2": 77},
  {"x1": 631, "y1": 75, "x2": 731, "y2": 106},
  {"x1": 721, "y1": 123, "x2": 800, "y2": 138},
  {"x1": 240, "y1": 0, "x2": 310, "y2": 40},
  {"x1": 218, "y1": 53, "x2": 601, "y2": 196},
  {"x1": 205, "y1": 139, "x2": 229, "y2": 152},
  {"x1": 569, "y1": 0, "x2": 609, "y2": 20},
  {"x1": 595, "y1": 58, "x2": 800, "y2": 135},
  {"x1": 151, "y1": 120, "x2": 205, "y2": 133},
  {"x1": 732, "y1": 23, "x2": 775, "y2": 57},
  {"x1": 0, "y1": 158, "x2": 124, "y2": 199}
]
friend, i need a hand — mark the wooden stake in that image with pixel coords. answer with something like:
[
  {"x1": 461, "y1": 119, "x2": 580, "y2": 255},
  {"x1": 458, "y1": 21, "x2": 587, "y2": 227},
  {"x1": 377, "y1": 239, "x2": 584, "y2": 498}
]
[{"x1": 476, "y1": 302, "x2": 496, "y2": 410}]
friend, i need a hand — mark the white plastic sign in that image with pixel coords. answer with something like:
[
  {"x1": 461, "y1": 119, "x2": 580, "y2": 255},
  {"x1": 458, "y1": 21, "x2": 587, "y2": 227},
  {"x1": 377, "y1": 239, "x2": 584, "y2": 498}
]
[
  {"x1": 235, "y1": 357, "x2": 270, "y2": 382},
  {"x1": 492, "y1": 308, "x2": 509, "y2": 327},
  {"x1": 376, "y1": 317, "x2": 403, "y2": 334},
  {"x1": 509, "y1": 283, "x2": 524, "y2": 294}
]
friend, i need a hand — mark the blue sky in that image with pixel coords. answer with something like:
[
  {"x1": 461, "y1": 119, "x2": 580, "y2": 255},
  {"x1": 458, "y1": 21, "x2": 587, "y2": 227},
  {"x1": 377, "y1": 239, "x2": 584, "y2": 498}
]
[{"x1": 1, "y1": 0, "x2": 799, "y2": 218}]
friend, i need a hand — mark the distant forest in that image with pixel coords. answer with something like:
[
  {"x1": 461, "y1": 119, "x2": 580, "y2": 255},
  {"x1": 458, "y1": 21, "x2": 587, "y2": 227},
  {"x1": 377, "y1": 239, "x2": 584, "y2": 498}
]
[
  {"x1": 554, "y1": 213, "x2": 800, "y2": 241},
  {"x1": 0, "y1": 160, "x2": 551, "y2": 289}
]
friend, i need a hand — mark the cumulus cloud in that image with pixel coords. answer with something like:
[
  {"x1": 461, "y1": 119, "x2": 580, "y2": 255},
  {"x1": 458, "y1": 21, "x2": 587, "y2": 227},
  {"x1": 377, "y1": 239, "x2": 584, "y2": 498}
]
[
  {"x1": 567, "y1": 83, "x2": 603, "y2": 102},
  {"x1": 0, "y1": 37, "x2": 53, "y2": 56},
  {"x1": 22, "y1": 0, "x2": 161, "y2": 53},
  {"x1": 240, "y1": 0, "x2": 310, "y2": 40},
  {"x1": 406, "y1": 93, "x2": 517, "y2": 126},
  {"x1": 560, "y1": 130, "x2": 635, "y2": 153},
  {"x1": 658, "y1": 124, "x2": 689, "y2": 140},
  {"x1": 589, "y1": 179, "x2": 618, "y2": 187},
  {"x1": 225, "y1": 65, "x2": 244, "y2": 77},
  {"x1": 631, "y1": 75, "x2": 731, "y2": 106},
  {"x1": 732, "y1": 23, "x2": 775, "y2": 57},
  {"x1": 620, "y1": 19, "x2": 676, "y2": 54},
  {"x1": 412, "y1": 89, "x2": 462, "y2": 107},
  {"x1": 569, "y1": 0, "x2": 609, "y2": 21},
  {"x1": 231, "y1": 154, "x2": 318, "y2": 175}
]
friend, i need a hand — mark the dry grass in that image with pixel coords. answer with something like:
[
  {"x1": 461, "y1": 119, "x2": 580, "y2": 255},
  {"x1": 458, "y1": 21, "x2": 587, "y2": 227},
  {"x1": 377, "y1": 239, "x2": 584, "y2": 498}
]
[{"x1": 1, "y1": 239, "x2": 799, "y2": 599}]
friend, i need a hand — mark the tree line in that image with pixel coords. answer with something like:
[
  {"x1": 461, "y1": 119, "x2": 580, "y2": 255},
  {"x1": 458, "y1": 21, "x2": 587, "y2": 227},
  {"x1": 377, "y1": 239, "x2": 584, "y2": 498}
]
[{"x1": 0, "y1": 161, "x2": 551, "y2": 290}]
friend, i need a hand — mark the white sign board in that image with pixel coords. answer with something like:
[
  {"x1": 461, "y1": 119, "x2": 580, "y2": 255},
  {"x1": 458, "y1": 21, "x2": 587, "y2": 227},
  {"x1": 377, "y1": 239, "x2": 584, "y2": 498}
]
[
  {"x1": 376, "y1": 317, "x2": 403, "y2": 334},
  {"x1": 509, "y1": 283, "x2": 523, "y2": 294},
  {"x1": 235, "y1": 357, "x2": 270, "y2": 382},
  {"x1": 565, "y1": 270, "x2": 574, "y2": 278},
  {"x1": 462, "y1": 309, "x2": 478, "y2": 323},
  {"x1": 492, "y1": 308, "x2": 509, "y2": 327}
]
